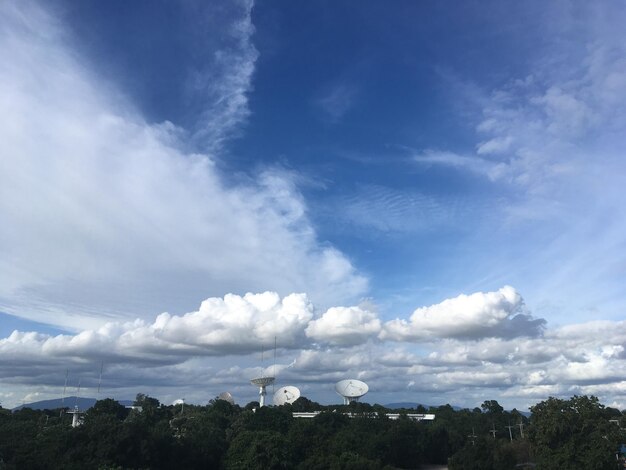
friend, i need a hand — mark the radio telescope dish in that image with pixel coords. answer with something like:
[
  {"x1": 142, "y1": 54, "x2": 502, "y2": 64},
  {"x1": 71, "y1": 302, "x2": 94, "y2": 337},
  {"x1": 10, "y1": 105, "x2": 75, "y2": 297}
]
[
  {"x1": 273, "y1": 386, "x2": 301, "y2": 406},
  {"x1": 335, "y1": 379, "x2": 369, "y2": 405},
  {"x1": 217, "y1": 392, "x2": 235, "y2": 405},
  {"x1": 250, "y1": 376, "x2": 275, "y2": 407},
  {"x1": 250, "y1": 377, "x2": 275, "y2": 387},
  {"x1": 172, "y1": 398, "x2": 185, "y2": 406}
]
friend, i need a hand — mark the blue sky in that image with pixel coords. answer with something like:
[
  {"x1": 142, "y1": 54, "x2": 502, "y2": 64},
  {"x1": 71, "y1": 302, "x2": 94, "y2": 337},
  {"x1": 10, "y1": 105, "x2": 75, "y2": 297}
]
[{"x1": 1, "y1": 0, "x2": 626, "y2": 410}]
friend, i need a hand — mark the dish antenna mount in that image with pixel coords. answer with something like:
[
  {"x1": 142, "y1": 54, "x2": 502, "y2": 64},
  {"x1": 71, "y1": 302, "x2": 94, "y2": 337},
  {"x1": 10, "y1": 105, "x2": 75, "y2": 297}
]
[{"x1": 250, "y1": 376, "x2": 275, "y2": 407}]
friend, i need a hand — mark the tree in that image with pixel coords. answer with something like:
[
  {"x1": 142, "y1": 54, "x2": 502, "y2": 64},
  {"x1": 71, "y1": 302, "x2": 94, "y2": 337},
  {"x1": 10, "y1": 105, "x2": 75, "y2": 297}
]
[
  {"x1": 290, "y1": 396, "x2": 319, "y2": 412},
  {"x1": 528, "y1": 395, "x2": 625, "y2": 469},
  {"x1": 481, "y1": 400, "x2": 504, "y2": 415},
  {"x1": 85, "y1": 398, "x2": 128, "y2": 422},
  {"x1": 449, "y1": 436, "x2": 517, "y2": 470},
  {"x1": 225, "y1": 430, "x2": 294, "y2": 469}
]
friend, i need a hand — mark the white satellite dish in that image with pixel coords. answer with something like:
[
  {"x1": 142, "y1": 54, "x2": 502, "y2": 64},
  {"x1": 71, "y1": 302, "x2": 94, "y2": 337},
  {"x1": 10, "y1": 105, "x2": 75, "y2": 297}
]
[
  {"x1": 217, "y1": 392, "x2": 235, "y2": 405},
  {"x1": 250, "y1": 377, "x2": 276, "y2": 387},
  {"x1": 273, "y1": 386, "x2": 301, "y2": 406},
  {"x1": 250, "y1": 376, "x2": 275, "y2": 407},
  {"x1": 335, "y1": 379, "x2": 369, "y2": 405},
  {"x1": 172, "y1": 398, "x2": 185, "y2": 406}
]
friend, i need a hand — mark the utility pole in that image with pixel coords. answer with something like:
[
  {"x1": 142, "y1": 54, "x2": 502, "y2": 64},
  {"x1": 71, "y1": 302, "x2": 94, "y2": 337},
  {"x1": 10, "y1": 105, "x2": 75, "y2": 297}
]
[
  {"x1": 468, "y1": 427, "x2": 478, "y2": 446},
  {"x1": 489, "y1": 423, "x2": 498, "y2": 439},
  {"x1": 505, "y1": 423, "x2": 514, "y2": 442},
  {"x1": 517, "y1": 421, "x2": 525, "y2": 438}
]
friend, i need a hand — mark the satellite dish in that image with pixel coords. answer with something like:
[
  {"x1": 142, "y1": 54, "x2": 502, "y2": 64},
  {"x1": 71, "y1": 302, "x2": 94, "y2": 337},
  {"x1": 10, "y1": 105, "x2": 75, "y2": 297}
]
[
  {"x1": 172, "y1": 398, "x2": 185, "y2": 406},
  {"x1": 250, "y1": 377, "x2": 275, "y2": 387},
  {"x1": 217, "y1": 392, "x2": 235, "y2": 405},
  {"x1": 273, "y1": 386, "x2": 301, "y2": 406},
  {"x1": 335, "y1": 379, "x2": 369, "y2": 405},
  {"x1": 250, "y1": 376, "x2": 275, "y2": 407}
]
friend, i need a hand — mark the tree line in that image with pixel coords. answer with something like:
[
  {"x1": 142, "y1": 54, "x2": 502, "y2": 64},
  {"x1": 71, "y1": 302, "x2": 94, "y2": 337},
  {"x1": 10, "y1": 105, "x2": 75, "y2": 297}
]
[{"x1": 0, "y1": 394, "x2": 624, "y2": 469}]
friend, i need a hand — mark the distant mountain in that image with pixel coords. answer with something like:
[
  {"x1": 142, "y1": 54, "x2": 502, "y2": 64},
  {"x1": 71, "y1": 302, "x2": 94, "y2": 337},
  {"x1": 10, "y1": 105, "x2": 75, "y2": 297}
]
[
  {"x1": 12, "y1": 396, "x2": 134, "y2": 411},
  {"x1": 384, "y1": 402, "x2": 531, "y2": 416},
  {"x1": 385, "y1": 402, "x2": 473, "y2": 411},
  {"x1": 385, "y1": 402, "x2": 436, "y2": 410}
]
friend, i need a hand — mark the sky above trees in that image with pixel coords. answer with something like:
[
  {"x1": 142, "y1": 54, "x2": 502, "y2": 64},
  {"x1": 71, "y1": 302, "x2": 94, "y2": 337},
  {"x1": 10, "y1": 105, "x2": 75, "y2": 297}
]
[{"x1": 1, "y1": 0, "x2": 626, "y2": 410}]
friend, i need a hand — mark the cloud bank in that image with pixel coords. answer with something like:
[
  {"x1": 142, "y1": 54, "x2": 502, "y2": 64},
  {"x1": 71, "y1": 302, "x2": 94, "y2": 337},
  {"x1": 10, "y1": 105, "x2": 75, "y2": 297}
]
[{"x1": 2, "y1": 287, "x2": 626, "y2": 411}]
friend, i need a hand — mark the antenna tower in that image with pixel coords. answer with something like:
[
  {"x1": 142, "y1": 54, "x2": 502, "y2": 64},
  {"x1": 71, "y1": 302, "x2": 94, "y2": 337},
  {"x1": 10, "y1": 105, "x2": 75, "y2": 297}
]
[
  {"x1": 272, "y1": 336, "x2": 277, "y2": 395},
  {"x1": 68, "y1": 380, "x2": 84, "y2": 428},
  {"x1": 250, "y1": 341, "x2": 275, "y2": 407},
  {"x1": 60, "y1": 369, "x2": 69, "y2": 417}
]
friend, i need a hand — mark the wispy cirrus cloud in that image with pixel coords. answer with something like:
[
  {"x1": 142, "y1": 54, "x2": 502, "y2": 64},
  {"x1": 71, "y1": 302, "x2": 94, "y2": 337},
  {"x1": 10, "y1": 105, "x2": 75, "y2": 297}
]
[
  {"x1": 0, "y1": 0, "x2": 366, "y2": 329},
  {"x1": 412, "y1": 149, "x2": 504, "y2": 180},
  {"x1": 315, "y1": 80, "x2": 359, "y2": 122},
  {"x1": 186, "y1": 0, "x2": 259, "y2": 152},
  {"x1": 404, "y1": 2, "x2": 626, "y2": 325}
]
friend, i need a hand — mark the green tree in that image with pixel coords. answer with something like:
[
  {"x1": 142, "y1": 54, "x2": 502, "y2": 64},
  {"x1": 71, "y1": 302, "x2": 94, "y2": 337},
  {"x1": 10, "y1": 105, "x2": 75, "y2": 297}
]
[
  {"x1": 225, "y1": 430, "x2": 294, "y2": 469},
  {"x1": 481, "y1": 400, "x2": 504, "y2": 415},
  {"x1": 528, "y1": 395, "x2": 625, "y2": 469},
  {"x1": 449, "y1": 436, "x2": 517, "y2": 470},
  {"x1": 85, "y1": 398, "x2": 128, "y2": 422}
]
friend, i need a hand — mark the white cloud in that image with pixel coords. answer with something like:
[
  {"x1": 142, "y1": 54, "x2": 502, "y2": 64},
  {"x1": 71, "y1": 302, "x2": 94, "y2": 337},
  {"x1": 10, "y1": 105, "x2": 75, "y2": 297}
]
[
  {"x1": 315, "y1": 80, "x2": 358, "y2": 122},
  {"x1": 2, "y1": 1, "x2": 626, "y2": 413},
  {"x1": 476, "y1": 136, "x2": 513, "y2": 155},
  {"x1": 381, "y1": 286, "x2": 543, "y2": 341},
  {"x1": 413, "y1": 149, "x2": 497, "y2": 175},
  {"x1": 180, "y1": 292, "x2": 314, "y2": 349},
  {"x1": 306, "y1": 306, "x2": 381, "y2": 345},
  {"x1": 0, "y1": 1, "x2": 367, "y2": 329},
  {"x1": 2, "y1": 288, "x2": 626, "y2": 411},
  {"x1": 0, "y1": 292, "x2": 315, "y2": 368},
  {"x1": 532, "y1": 86, "x2": 596, "y2": 137},
  {"x1": 408, "y1": 4, "x2": 626, "y2": 329},
  {"x1": 187, "y1": 0, "x2": 259, "y2": 152}
]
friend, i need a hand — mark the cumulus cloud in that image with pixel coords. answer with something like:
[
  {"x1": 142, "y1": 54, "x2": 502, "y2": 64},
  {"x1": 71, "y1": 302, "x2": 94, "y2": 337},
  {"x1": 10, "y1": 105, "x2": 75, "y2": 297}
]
[
  {"x1": 174, "y1": 292, "x2": 314, "y2": 350},
  {"x1": 0, "y1": 288, "x2": 537, "y2": 383},
  {"x1": 381, "y1": 286, "x2": 544, "y2": 341},
  {"x1": 0, "y1": 292, "x2": 379, "y2": 378},
  {"x1": 0, "y1": 287, "x2": 555, "y2": 408},
  {"x1": 0, "y1": 292, "x2": 316, "y2": 369},
  {"x1": 0, "y1": 0, "x2": 367, "y2": 329},
  {"x1": 2, "y1": 291, "x2": 626, "y2": 411},
  {"x1": 306, "y1": 306, "x2": 381, "y2": 345}
]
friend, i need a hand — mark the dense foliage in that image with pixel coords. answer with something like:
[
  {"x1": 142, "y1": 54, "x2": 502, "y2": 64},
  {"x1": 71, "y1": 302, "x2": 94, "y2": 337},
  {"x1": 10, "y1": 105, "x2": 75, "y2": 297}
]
[{"x1": 0, "y1": 394, "x2": 624, "y2": 469}]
